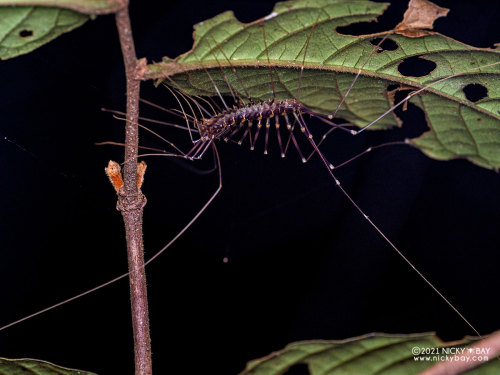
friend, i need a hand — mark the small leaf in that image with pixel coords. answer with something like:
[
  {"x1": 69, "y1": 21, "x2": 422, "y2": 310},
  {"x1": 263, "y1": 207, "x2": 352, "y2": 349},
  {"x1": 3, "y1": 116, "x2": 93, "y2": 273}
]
[
  {"x1": 239, "y1": 333, "x2": 498, "y2": 375},
  {"x1": 147, "y1": 0, "x2": 500, "y2": 170},
  {"x1": 0, "y1": 357, "x2": 97, "y2": 375},
  {"x1": 0, "y1": 6, "x2": 88, "y2": 60}
]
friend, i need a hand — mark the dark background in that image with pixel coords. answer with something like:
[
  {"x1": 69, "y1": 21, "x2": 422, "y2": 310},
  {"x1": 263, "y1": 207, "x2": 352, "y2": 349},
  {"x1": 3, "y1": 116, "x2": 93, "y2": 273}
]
[{"x1": 0, "y1": 0, "x2": 499, "y2": 374}]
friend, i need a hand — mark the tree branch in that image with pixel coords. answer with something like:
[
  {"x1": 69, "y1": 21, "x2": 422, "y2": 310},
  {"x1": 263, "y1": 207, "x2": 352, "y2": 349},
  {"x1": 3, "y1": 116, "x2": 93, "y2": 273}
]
[{"x1": 113, "y1": 5, "x2": 152, "y2": 375}]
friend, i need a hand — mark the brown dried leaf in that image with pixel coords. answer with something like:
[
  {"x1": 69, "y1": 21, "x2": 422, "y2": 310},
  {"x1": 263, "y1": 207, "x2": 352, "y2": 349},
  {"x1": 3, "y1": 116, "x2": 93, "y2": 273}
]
[{"x1": 395, "y1": 0, "x2": 449, "y2": 37}]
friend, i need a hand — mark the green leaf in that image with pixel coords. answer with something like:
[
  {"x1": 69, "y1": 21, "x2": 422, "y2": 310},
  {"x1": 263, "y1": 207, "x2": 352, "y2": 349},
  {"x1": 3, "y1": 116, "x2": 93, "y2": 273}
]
[
  {"x1": 0, "y1": 6, "x2": 88, "y2": 60},
  {"x1": 146, "y1": 0, "x2": 500, "y2": 170},
  {"x1": 0, "y1": 1, "x2": 121, "y2": 14},
  {"x1": 0, "y1": 357, "x2": 97, "y2": 375},
  {"x1": 240, "y1": 333, "x2": 498, "y2": 375}
]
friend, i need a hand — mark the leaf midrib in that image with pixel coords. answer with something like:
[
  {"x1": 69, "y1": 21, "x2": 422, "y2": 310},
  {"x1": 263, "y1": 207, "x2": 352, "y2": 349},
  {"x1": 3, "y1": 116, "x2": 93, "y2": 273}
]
[{"x1": 161, "y1": 59, "x2": 500, "y2": 121}]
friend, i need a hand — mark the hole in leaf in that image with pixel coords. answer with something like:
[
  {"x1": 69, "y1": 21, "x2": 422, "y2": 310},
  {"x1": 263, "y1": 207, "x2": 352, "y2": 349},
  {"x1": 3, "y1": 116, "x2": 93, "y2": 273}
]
[
  {"x1": 384, "y1": 84, "x2": 400, "y2": 103},
  {"x1": 337, "y1": 22, "x2": 383, "y2": 36},
  {"x1": 283, "y1": 363, "x2": 309, "y2": 375},
  {"x1": 398, "y1": 57, "x2": 436, "y2": 77},
  {"x1": 336, "y1": 2, "x2": 407, "y2": 36},
  {"x1": 463, "y1": 83, "x2": 488, "y2": 102},
  {"x1": 19, "y1": 29, "x2": 33, "y2": 38},
  {"x1": 392, "y1": 89, "x2": 431, "y2": 138},
  {"x1": 370, "y1": 38, "x2": 398, "y2": 53}
]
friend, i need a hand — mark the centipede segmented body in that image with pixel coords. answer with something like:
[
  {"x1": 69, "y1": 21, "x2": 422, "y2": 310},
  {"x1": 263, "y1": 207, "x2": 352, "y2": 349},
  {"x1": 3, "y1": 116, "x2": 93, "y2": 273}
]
[
  {"x1": 188, "y1": 98, "x2": 317, "y2": 161},
  {"x1": 198, "y1": 99, "x2": 302, "y2": 139}
]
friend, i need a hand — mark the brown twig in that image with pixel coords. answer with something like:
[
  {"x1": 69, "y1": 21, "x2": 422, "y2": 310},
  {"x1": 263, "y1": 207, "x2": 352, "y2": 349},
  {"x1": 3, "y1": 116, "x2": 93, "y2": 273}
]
[{"x1": 113, "y1": 4, "x2": 152, "y2": 375}]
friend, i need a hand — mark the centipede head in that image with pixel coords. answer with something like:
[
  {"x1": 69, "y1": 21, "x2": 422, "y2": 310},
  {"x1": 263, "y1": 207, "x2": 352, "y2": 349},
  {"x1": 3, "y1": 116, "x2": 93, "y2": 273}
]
[{"x1": 198, "y1": 116, "x2": 226, "y2": 141}]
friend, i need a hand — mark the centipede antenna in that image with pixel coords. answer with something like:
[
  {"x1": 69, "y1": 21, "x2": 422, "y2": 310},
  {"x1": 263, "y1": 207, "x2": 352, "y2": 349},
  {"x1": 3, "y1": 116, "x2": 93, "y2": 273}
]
[
  {"x1": 137, "y1": 123, "x2": 188, "y2": 156},
  {"x1": 134, "y1": 152, "x2": 185, "y2": 161},
  {"x1": 162, "y1": 75, "x2": 202, "y2": 124},
  {"x1": 139, "y1": 97, "x2": 197, "y2": 122},
  {"x1": 140, "y1": 117, "x2": 198, "y2": 133},
  {"x1": 95, "y1": 141, "x2": 169, "y2": 154},
  {"x1": 164, "y1": 85, "x2": 197, "y2": 143},
  {"x1": 193, "y1": 94, "x2": 218, "y2": 117},
  {"x1": 182, "y1": 93, "x2": 215, "y2": 131},
  {"x1": 0, "y1": 143, "x2": 224, "y2": 333},
  {"x1": 102, "y1": 107, "x2": 196, "y2": 132},
  {"x1": 110, "y1": 114, "x2": 187, "y2": 156},
  {"x1": 168, "y1": 107, "x2": 198, "y2": 122},
  {"x1": 172, "y1": 86, "x2": 205, "y2": 126},
  {"x1": 162, "y1": 78, "x2": 204, "y2": 141},
  {"x1": 292, "y1": 111, "x2": 481, "y2": 337},
  {"x1": 206, "y1": 95, "x2": 223, "y2": 114},
  {"x1": 180, "y1": 91, "x2": 211, "y2": 119}
]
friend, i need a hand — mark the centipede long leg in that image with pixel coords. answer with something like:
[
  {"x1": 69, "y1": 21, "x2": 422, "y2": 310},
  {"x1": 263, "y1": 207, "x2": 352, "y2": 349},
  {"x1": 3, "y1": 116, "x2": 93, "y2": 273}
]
[
  {"x1": 264, "y1": 118, "x2": 271, "y2": 155},
  {"x1": 186, "y1": 140, "x2": 205, "y2": 159},
  {"x1": 293, "y1": 111, "x2": 482, "y2": 336},
  {"x1": 224, "y1": 122, "x2": 244, "y2": 143},
  {"x1": 275, "y1": 116, "x2": 285, "y2": 158},
  {"x1": 251, "y1": 118, "x2": 263, "y2": 151},
  {"x1": 284, "y1": 114, "x2": 306, "y2": 163},
  {"x1": 332, "y1": 141, "x2": 407, "y2": 170},
  {"x1": 194, "y1": 140, "x2": 212, "y2": 159},
  {"x1": 237, "y1": 120, "x2": 252, "y2": 146}
]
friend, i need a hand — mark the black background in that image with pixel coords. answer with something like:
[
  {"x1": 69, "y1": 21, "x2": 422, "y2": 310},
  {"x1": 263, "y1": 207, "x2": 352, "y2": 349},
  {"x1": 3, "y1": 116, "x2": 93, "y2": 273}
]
[{"x1": 0, "y1": 0, "x2": 499, "y2": 374}]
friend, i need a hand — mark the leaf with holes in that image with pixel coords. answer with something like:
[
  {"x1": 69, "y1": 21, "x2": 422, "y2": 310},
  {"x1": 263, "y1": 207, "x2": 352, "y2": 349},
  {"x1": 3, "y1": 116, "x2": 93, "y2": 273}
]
[
  {"x1": 239, "y1": 333, "x2": 498, "y2": 375},
  {"x1": 0, "y1": 6, "x2": 88, "y2": 60},
  {"x1": 0, "y1": 357, "x2": 96, "y2": 375},
  {"x1": 146, "y1": 0, "x2": 500, "y2": 170}
]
